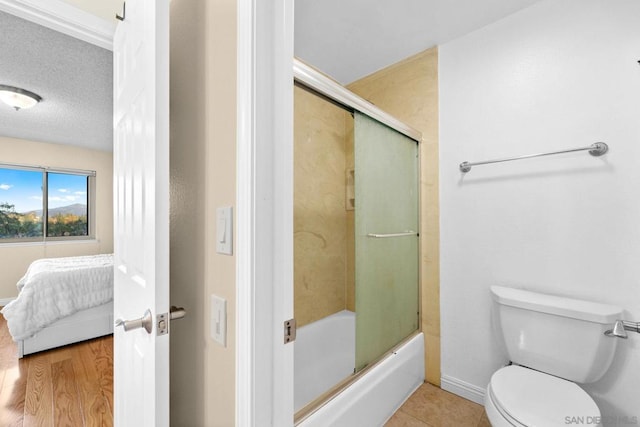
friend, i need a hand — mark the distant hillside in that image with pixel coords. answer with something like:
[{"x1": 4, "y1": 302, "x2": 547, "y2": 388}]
[{"x1": 24, "y1": 203, "x2": 87, "y2": 217}]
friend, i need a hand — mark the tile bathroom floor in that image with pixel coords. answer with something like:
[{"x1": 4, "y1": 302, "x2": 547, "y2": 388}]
[{"x1": 385, "y1": 382, "x2": 491, "y2": 427}]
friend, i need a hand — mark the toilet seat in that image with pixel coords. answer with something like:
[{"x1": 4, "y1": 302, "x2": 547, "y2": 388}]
[{"x1": 487, "y1": 366, "x2": 601, "y2": 427}]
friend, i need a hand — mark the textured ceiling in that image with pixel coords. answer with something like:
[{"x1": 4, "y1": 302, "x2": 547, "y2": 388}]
[
  {"x1": 0, "y1": 11, "x2": 112, "y2": 152},
  {"x1": 295, "y1": 0, "x2": 544, "y2": 84}
]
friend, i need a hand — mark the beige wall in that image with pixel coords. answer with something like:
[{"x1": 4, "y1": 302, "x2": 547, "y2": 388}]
[
  {"x1": 0, "y1": 136, "x2": 113, "y2": 300},
  {"x1": 59, "y1": 0, "x2": 123, "y2": 22},
  {"x1": 294, "y1": 86, "x2": 354, "y2": 327},
  {"x1": 348, "y1": 47, "x2": 440, "y2": 386},
  {"x1": 204, "y1": 0, "x2": 237, "y2": 424},
  {"x1": 168, "y1": 0, "x2": 205, "y2": 425},
  {"x1": 169, "y1": 0, "x2": 237, "y2": 425}
]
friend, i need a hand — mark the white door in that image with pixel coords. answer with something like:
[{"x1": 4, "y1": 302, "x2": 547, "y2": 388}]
[{"x1": 113, "y1": 0, "x2": 170, "y2": 425}]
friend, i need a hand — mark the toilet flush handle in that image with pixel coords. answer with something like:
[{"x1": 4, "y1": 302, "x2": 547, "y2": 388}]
[{"x1": 605, "y1": 320, "x2": 640, "y2": 339}]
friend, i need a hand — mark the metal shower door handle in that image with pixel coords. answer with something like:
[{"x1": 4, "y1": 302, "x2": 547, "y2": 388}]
[{"x1": 115, "y1": 309, "x2": 153, "y2": 334}]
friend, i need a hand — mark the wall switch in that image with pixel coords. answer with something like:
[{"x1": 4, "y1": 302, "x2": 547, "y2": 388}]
[
  {"x1": 211, "y1": 295, "x2": 227, "y2": 347},
  {"x1": 216, "y1": 206, "x2": 233, "y2": 255}
]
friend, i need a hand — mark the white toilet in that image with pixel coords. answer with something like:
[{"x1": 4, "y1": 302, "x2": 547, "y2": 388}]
[{"x1": 485, "y1": 286, "x2": 622, "y2": 427}]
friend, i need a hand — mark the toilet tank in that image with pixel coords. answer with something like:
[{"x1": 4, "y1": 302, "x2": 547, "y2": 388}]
[{"x1": 491, "y1": 286, "x2": 622, "y2": 383}]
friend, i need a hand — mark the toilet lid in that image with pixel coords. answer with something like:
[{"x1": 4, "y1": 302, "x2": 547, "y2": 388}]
[{"x1": 490, "y1": 366, "x2": 600, "y2": 426}]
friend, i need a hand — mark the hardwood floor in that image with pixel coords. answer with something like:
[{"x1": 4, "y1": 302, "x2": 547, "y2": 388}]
[{"x1": 0, "y1": 314, "x2": 113, "y2": 426}]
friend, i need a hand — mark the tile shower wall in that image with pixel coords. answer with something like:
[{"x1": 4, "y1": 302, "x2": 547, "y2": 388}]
[
  {"x1": 294, "y1": 86, "x2": 354, "y2": 327},
  {"x1": 439, "y1": 0, "x2": 640, "y2": 423}
]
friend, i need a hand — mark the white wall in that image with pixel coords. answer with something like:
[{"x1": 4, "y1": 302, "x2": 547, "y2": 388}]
[{"x1": 439, "y1": 0, "x2": 640, "y2": 423}]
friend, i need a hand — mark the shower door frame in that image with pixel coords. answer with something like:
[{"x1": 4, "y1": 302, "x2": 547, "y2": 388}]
[
  {"x1": 293, "y1": 60, "x2": 422, "y2": 142},
  {"x1": 293, "y1": 60, "x2": 424, "y2": 422}
]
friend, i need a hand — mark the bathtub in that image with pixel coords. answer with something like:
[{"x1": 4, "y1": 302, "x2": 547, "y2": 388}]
[
  {"x1": 295, "y1": 310, "x2": 356, "y2": 412},
  {"x1": 295, "y1": 310, "x2": 425, "y2": 426}
]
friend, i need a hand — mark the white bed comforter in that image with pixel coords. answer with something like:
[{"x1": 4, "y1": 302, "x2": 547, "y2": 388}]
[{"x1": 1, "y1": 254, "x2": 114, "y2": 341}]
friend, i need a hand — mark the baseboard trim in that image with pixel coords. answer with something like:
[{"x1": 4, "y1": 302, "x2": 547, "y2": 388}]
[
  {"x1": 0, "y1": 297, "x2": 16, "y2": 307},
  {"x1": 441, "y1": 375, "x2": 485, "y2": 405}
]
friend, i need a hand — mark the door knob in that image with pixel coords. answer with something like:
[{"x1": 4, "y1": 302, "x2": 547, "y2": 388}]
[{"x1": 115, "y1": 309, "x2": 153, "y2": 334}]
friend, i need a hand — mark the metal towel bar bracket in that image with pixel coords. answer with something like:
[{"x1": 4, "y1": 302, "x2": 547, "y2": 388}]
[{"x1": 459, "y1": 142, "x2": 608, "y2": 173}]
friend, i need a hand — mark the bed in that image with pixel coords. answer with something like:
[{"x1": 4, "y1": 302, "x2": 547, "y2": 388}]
[{"x1": 1, "y1": 254, "x2": 114, "y2": 358}]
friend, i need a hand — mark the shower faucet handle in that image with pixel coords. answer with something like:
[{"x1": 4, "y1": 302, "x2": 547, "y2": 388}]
[{"x1": 605, "y1": 320, "x2": 640, "y2": 339}]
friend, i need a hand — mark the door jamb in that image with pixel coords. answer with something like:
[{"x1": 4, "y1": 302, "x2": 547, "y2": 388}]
[{"x1": 236, "y1": 0, "x2": 294, "y2": 425}]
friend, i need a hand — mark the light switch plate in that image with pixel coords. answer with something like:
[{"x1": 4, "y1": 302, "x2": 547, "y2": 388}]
[
  {"x1": 211, "y1": 295, "x2": 227, "y2": 347},
  {"x1": 216, "y1": 206, "x2": 233, "y2": 255}
]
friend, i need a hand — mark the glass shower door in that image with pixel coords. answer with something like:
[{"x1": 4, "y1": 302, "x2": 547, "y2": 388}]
[{"x1": 354, "y1": 112, "x2": 419, "y2": 372}]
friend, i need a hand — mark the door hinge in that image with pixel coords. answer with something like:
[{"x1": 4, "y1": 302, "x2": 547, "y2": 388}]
[{"x1": 284, "y1": 318, "x2": 296, "y2": 344}]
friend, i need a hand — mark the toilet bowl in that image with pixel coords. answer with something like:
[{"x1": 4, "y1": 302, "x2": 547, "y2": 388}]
[
  {"x1": 485, "y1": 366, "x2": 601, "y2": 427},
  {"x1": 485, "y1": 286, "x2": 622, "y2": 427}
]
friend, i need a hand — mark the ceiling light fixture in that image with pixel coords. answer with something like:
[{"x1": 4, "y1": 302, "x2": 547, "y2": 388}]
[{"x1": 0, "y1": 85, "x2": 42, "y2": 111}]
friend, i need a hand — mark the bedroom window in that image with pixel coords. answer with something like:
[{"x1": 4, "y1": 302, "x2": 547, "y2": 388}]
[{"x1": 0, "y1": 164, "x2": 95, "y2": 243}]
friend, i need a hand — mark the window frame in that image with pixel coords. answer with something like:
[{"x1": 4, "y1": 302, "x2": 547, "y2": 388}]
[{"x1": 0, "y1": 162, "x2": 96, "y2": 244}]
